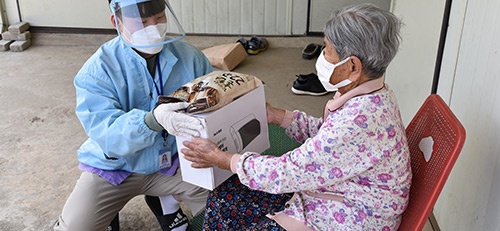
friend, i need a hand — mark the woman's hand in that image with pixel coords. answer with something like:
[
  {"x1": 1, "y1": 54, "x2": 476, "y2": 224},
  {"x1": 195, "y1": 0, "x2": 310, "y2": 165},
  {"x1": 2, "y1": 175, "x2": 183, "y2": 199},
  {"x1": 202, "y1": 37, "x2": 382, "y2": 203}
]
[
  {"x1": 266, "y1": 102, "x2": 285, "y2": 125},
  {"x1": 181, "y1": 137, "x2": 233, "y2": 170}
]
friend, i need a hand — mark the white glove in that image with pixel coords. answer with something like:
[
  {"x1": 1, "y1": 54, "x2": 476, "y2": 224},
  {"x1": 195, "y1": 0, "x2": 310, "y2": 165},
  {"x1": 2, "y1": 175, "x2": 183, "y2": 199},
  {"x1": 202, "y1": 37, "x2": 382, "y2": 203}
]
[{"x1": 153, "y1": 102, "x2": 203, "y2": 137}]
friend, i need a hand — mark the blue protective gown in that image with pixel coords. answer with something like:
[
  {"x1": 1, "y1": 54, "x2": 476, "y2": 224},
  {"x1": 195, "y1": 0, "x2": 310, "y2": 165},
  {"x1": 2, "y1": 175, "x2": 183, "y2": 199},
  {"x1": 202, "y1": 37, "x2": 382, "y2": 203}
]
[{"x1": 74, "y1": 37, "x2": 213, "y2": 174}]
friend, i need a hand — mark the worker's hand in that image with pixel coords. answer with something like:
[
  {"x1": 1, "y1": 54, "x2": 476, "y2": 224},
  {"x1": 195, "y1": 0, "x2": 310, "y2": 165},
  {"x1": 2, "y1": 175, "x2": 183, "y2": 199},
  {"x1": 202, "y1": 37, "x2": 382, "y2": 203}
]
[
  {"x1": 181, "y1": 136, "x2": 233, "y2": 170},
  {"x1": 153, "y1": 102, "x2": 203, "y2": 137}
]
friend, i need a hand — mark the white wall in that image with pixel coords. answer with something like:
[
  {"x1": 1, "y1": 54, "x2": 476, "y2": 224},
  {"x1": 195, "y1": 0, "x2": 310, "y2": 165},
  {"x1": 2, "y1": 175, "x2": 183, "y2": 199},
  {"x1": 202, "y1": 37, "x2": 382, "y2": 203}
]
[
  {"x1": 169, "y1": 0, "x2": 307, "y2": 35},
  {"x1": 385, "y1": 0, "x2": 446, "y2": 125},
  {"x1": 309, "y1": 0, "x2": 391, "y2": 33},
  {"x1": 7, "y1": 0, "x2": 110, "y2": 28},
  {"x1": 389, "y1": 0, "x2": 500, "y2": 229},
  {"x1": 435, "y1": 0, "x2": 500, "y2": 229},
  {"x1": 3, "y1": 0, "x2": 308, "y2": 35},
  {"x1": 3, "y1": 0, "x2": 388, "y2": 36}
]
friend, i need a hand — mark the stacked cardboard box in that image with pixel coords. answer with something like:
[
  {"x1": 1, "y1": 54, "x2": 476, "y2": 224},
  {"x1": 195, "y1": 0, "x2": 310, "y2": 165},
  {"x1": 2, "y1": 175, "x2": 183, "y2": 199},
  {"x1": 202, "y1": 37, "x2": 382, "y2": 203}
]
[{"x1": 1, "y1": 22, "x2": 32, "y2": 52}]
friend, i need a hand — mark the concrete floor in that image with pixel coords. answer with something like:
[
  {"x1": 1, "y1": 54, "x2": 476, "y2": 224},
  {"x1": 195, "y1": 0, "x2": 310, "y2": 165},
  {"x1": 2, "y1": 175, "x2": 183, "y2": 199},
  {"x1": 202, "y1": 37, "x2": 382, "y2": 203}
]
[{"x1": 0, "y1": 33, "x2": 434, "y2": 230}]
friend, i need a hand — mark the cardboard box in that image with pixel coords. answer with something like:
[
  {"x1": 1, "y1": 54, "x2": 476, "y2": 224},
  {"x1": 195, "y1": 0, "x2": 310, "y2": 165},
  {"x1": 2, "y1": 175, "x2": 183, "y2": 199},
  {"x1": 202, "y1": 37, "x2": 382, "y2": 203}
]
[
  {"x1": 176, "y1": 83, "x2": 269, "y2": 190},
  {"x1": 202, "y1": 43, "x2": 248, "y2": 71}
]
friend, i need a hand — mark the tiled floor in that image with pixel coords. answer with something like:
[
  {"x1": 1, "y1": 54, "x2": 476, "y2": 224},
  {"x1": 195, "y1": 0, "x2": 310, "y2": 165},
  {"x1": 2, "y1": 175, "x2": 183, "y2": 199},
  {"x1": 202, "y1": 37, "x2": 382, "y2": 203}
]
[{"x1": 0, "y1": 33, "x2": 434, "y2": 230}]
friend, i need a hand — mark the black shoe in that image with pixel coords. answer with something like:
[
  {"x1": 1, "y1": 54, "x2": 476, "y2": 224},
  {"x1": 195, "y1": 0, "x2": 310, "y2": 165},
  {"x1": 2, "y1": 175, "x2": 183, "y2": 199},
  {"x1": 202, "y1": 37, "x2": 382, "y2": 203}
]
[
  {"x1": 165, "y1": 209, "x2": 189, "y2": 231},
  {"x1": 302, "y1": 43, "x2": 321, "y2": 60},
  {"x1": 145, "y1": 195, "x2": 189, "y2": 231},
  {"x1": 291, "y1": 73, "x2": 329, "y2": 96},
  {"x1": 236, "y1": 36, "x2": 249, "y2": 50},
  {"x1": 107, "y1": 213, "x2": 120, "y2": 231},
  {"x1": 247, "y1": 36, "x2": 268, "y2": 55}
]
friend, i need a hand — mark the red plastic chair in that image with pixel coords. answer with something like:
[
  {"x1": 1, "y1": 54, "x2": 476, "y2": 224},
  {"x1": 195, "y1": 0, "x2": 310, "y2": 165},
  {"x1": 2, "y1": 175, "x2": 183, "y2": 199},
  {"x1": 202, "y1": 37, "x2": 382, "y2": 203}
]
[{"x1": 398, "y1": 94, "x2": 466, "y2": 231}]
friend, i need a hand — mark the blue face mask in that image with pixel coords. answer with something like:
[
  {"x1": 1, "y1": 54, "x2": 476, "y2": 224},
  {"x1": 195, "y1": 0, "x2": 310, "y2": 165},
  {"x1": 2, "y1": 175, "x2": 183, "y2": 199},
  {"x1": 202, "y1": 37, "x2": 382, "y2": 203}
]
[{"x1": 315, "y1": 49, "x2": 351, "y2": 91}]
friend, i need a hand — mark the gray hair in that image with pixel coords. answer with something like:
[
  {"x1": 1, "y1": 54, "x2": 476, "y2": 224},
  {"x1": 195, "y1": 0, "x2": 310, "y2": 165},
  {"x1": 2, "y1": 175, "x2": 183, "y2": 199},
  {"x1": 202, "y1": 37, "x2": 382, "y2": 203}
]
[{"x1": 324, "y1": 3, "x2": 402, "y2": 79}]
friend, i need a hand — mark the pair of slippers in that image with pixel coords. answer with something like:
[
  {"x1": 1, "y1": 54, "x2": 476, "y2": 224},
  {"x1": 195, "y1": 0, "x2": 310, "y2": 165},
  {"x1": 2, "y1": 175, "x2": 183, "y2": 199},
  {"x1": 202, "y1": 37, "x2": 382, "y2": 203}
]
[{"x1": 302, "y1": 43, "x2": 324, "y2": 60}]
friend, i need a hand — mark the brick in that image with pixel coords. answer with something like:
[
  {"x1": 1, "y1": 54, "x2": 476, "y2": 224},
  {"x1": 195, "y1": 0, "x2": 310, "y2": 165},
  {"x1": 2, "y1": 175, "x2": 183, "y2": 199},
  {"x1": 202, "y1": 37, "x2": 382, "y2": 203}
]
[
  {"x1": 8, "y1": 22, "x2": 30, "y2": 34},
  {"x1": 9, "y1": 39, "x2": 32, "y2": 52},
  {"x1": 1, "y1": 31, "x2": 13, "y2": 40},
  {"x1": 0, "y1": 39, "x2": 14, "y2": 51},
  {"x1": 13, "y1": 31, "x2": 31, "y2": 41}
]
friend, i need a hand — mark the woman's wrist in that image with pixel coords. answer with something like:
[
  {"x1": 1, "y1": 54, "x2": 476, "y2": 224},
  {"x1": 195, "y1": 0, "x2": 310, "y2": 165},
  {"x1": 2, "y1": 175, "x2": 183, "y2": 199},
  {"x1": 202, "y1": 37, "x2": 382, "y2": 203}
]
[
  {"x1": 230, "y1": 154, "x2": 242, "y2": 173},
  {"x1": 279, "y1": 110, "x2": 293, "y2": 128},
  {"x1": 271, "y1": 108, "x2": 286, "y2": 125},
  {"x1": 216, "y1": 151, "x2": 233, "y2": 170}
]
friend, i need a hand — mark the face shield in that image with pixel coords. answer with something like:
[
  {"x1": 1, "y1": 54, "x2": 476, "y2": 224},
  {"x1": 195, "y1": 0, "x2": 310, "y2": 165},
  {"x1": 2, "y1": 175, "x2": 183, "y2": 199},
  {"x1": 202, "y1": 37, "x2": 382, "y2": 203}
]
[{"x1": 110, "y1": 0, "x2": 186, "y2": 54}]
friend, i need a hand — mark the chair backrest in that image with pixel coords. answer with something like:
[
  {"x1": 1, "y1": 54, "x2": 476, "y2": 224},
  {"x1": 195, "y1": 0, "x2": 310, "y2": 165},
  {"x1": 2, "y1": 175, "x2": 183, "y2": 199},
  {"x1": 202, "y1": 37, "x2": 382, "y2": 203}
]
[{"x1": 398, "y1": 94, "x2": 466, "y2": 231}]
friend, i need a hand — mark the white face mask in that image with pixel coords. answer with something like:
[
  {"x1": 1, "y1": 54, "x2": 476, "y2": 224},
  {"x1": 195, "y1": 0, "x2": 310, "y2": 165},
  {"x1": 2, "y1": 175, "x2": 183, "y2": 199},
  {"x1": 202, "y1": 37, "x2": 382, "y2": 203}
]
[
  {"x1": 315, "y1": 49, "x2": 351, "y2": 91},
  {"x1": 122, "y1": 23, "x2": 168, "y2": 54}
]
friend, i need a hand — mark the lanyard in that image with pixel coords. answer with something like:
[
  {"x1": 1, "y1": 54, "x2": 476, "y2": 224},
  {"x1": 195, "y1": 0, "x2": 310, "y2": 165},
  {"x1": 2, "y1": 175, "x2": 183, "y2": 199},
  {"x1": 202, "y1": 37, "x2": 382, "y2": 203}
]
[
  {"x1": 152, "y1": 55, "x2": 164, "y2": 97},
  {"x1": 149, "y1": 55, "x2": 168, "y2": 145}
]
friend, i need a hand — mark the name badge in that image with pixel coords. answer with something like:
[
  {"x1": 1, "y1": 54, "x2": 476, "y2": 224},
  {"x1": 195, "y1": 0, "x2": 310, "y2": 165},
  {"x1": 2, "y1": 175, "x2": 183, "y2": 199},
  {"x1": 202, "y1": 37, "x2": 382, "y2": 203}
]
[{"x1": 158, "y1": 147, "x2": 172, "y2": 169}]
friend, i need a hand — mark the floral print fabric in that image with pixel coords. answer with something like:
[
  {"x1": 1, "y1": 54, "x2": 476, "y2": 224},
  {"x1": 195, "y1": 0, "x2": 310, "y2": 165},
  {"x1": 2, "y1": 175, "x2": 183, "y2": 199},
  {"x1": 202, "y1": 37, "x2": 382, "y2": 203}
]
[
  {"x1": 235, "y1": 86, "x2": 412, "y2": 230},
  {"x1": 203, "y1": 175, "x2": 292, "y2": 231}
]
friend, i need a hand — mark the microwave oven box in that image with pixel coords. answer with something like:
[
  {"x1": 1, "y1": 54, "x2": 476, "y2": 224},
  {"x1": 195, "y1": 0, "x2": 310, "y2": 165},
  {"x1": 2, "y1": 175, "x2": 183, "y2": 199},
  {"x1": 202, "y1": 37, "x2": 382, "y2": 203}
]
[{"x1": 176, "y1": 83, "x2": 269, "y2": 190}]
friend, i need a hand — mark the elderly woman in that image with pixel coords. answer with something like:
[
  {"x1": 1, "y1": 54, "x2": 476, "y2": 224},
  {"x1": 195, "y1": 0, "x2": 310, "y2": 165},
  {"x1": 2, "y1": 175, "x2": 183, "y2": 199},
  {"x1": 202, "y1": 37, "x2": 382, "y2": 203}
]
[{"x1": 182, "y1": 3, "x2": 411, "y2": 231}]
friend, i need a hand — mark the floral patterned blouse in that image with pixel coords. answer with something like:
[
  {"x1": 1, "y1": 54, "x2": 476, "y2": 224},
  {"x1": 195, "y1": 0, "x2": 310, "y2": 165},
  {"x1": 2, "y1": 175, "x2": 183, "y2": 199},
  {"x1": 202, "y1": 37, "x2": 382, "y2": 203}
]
[{"x1": 235, "y1": 86, "x2": 412, "y2": 230}]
